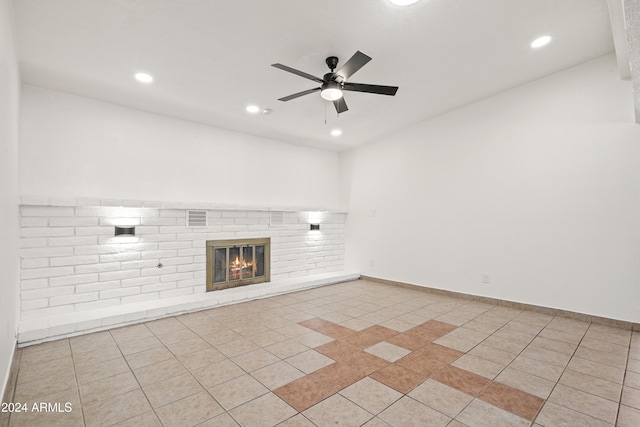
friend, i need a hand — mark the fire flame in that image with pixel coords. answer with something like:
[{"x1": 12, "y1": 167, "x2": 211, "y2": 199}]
[{"x1": 232, "y1": 256, "x2": 252, "y2": 268}]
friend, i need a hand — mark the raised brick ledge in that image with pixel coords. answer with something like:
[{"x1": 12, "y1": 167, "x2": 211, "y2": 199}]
[{"x1": 17, "y1": 271, "x2": 360, "y2": 346}]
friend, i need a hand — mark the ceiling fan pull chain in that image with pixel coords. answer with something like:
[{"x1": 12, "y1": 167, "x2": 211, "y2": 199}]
[{"x1": 324, "y1": 102, "x2": 327, "y2": 125}]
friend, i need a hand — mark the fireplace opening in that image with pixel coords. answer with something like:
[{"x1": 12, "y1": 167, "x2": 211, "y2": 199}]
[{"x1": 206, "y1": 238, "x2": 270, "y2": 291}]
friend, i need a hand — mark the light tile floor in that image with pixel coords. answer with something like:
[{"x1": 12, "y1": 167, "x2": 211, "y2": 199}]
[{"x1": 4, "y1": 279, "x2": 640, "y2": 426}]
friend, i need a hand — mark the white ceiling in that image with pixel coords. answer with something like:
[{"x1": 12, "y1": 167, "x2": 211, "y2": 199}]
[{"x1": 13, "y1": 0, "x2": 617, "y2": 151}]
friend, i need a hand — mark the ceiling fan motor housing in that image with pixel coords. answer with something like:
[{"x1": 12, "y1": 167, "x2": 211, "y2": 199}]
[
  {"x1": 323, "y1": 72, "x2": 340, "y2": 83},
  {"x1": 325, "y1": 56, "x2": 339, "y2": 71}
]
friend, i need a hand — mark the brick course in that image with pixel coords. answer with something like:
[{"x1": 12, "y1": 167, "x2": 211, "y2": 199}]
[{"x1": 19, "y1": 200, "x2": 346, "y2": 320}]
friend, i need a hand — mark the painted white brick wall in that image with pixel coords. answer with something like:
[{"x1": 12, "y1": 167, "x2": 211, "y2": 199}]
[{"x1": 19, "y1": 201, "x2": 346, "y2": 320}]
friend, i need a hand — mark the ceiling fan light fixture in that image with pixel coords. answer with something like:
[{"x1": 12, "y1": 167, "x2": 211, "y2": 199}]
[{"x1": 320, "y1": 81, "x2": 343, "y2": 101}]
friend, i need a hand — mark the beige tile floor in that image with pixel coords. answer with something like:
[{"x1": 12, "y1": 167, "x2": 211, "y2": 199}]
[{"x1": 3, "y1": 279, "x2": 639, "y2": 426}]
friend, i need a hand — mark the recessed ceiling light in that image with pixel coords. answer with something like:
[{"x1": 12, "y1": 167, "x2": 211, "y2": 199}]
[
  {"x1": 331, "y1": 129, "x2": 342, "y2": 137},
  {"x1": 246, "y1": 105, "x2": 260, "y2": 113},
  {"x1": 134, "y1": 72, "x2": 153, "y2": 83},
  {"x1": 530, "y1": 35, "x2": 552, "y2": 49},
  {"x1": 390, "y1": 0, "x2": 419, "y2": 5}
]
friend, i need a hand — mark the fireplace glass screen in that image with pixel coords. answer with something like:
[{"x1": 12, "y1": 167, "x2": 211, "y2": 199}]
[
  {"x1": 214, "y1": 248, "x2": 226, "y2": 283},
  {"x1": 206, "y1": 238, "x2": 270, "y2": 291}
]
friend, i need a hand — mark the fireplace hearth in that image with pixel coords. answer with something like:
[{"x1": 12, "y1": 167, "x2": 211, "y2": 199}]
[{"x1": 206, "y1": 238, "x2": 270, "y2": 291}]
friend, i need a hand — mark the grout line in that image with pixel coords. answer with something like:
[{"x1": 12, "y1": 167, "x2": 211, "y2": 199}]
[
  {"x1": 67, "y1": 339, "x2": 88, "y2": 427},
  {"x1": 530, "y1": 321, "x2": 620, "y2": 425},
  {"x1": 9, "y1": 281, "x2": 634, "y2": 426},
  {"x1": 162, "y1": 318, "x2": 242, "y2": 425},
  {"x1": 176, "y1": 306, "x2": 299, "y2": 425},
  {"x1": 439, "y1": 306, "x2": 557, "y2": 424},
  {"x1": 108, "y1": 325, "x2": 165, "y2": 426},
  {"x1": 614, "y1": 336, "x2": 633, "y2": 427}
]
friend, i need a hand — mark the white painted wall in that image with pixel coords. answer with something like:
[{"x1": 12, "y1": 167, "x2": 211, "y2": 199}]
[
  {"x1": 20, "y1": 85, "x2": 340, "y2": 210},
  {"x1": 0, "y1": 0, "x2": 20, "y2": 397},
  {"x1": 341, "y1": 54, "x2": 640, "y2": 323}
]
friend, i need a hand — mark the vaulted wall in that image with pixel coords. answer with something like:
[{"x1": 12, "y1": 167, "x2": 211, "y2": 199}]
[{"x1": 341, "y1": 54, "x2": 640, "y2": 323}]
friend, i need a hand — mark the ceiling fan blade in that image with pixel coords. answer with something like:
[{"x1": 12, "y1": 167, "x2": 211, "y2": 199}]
[
  {"x1": 343, "y1": 82, "x2": 398, "y2": 96},
  {"x1": 333, "y1": 97, "x2": 348, "y2": 114},
  {"x1": 278, "y1": 87, "x2": 321, "y2": 102},
  {"x1": 335, "y1": 51, "x2": 371, "y2": 80},
  {"x1": 271, "y1": 63, "x2": 324, "y2": 84}
]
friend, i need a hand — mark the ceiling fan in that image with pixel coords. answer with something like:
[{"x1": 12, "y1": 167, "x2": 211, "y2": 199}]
[{"x1": 271, "y1": 51, "x2": 399, "y2": 114}]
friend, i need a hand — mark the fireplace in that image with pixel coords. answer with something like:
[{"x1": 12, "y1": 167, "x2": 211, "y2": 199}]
[{"x1": 206, "y1": 238, "x2": 270, "y2": 291}]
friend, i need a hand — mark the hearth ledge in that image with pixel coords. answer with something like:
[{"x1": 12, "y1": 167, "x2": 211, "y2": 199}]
[{"x1": 17, "y1": 271, "x2": 360, "y2": 346}]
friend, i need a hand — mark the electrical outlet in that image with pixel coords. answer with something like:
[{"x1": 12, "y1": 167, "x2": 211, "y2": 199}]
[
  {"x1": 482, "y1": 273, "x2": 490, "y2": 284},
  {"x1": 370, "y1": 259, "x2": 375, "y2": 268}
]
